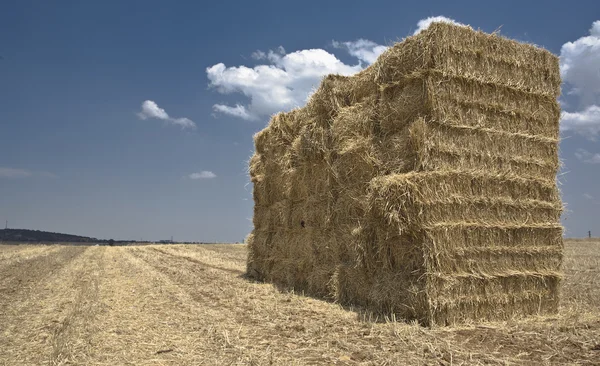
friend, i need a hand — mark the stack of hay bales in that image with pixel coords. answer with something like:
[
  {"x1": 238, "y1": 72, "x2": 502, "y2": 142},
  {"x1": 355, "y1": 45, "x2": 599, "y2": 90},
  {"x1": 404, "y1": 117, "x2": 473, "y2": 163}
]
[{"x1": 247, "y1": 22, "x2": 563, "y2": 325}]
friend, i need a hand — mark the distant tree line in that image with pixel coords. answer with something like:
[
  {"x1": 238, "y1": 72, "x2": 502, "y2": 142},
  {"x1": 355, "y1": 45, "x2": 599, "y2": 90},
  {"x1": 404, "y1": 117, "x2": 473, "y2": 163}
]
[
  {"x1": 0, "y1": 229, "x2": 227, "y2": 245},
  {"x1": 0, "y1": 229, "x2": 100, "y2": 243}
]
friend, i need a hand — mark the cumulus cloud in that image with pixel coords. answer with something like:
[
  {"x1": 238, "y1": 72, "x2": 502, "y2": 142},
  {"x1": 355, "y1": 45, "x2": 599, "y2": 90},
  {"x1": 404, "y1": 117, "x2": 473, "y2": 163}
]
[
  {"x1": 189, "y1": 171, "x2": 217, "y2": 179},
  {"x1": 414, "y1": 16, "x2": 466, "y2": 35},
  {"x1": 137, "y1": 100, "x2": 196, "y2": 129},
  {"x1": 137, "y1": 100, "x2": 169, "y2": 120},
  {"x1": 207, "y1": 16, "x2": 470, "y2": 121},
  {"x1": 560, "y1": 105, "x2": 600, "y2": 138},
  {"x1": 559, "y1": 21, "x2": 600, "y2": 138},
  {"x1": 574, "y1": 148, "x2": 600, "y2": 164},
  {"x1": 207, "y1": 48, "x2": 364, "y2": 121},
  {"x1": 0, "y1": 167, "x2": 56, "y2": 178}
]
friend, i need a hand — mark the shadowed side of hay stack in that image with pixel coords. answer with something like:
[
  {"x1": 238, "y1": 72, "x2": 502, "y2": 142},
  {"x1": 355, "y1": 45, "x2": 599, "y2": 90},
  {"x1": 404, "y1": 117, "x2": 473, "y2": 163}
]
[{"x1": 247, "y1": 76, "x2": 354, "y2": 296}]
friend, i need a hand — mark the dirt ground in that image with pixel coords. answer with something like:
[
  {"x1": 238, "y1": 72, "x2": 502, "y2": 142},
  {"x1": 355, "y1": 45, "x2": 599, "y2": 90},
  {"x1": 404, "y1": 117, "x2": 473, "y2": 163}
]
[{"x1": 0, "y1": 240, "x2": 598, "y2": 365}]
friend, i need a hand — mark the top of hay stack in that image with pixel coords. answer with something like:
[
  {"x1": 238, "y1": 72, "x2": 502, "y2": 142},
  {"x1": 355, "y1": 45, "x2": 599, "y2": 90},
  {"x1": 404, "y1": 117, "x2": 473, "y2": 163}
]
[
  {"x1": 255, "y1": 21, "x2": 561, "y2": 144},
  {"x1": 372, "y1": 23, "x2": 561, "y2": 95}
]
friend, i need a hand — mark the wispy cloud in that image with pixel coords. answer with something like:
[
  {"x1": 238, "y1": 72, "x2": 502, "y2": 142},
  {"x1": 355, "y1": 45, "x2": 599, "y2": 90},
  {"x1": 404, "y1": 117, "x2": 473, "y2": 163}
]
[
  {"x1": 0, "y1": 167, "x2": 56, "y2": 179},
  {"x1": 137, "y1": 100, "x2": 196, "y2": 129},
  {"x1": 251, "y1": 50, "x2": 267, "y2": 60},
  {"x1": 212, "y1": 104, "x2": 257, "y2": 121},
  {"x1": 189, "y1": 171, "x2": 217, "y2": 180},
  {"x1": 582, "y1": 193, "x2": 600, "y2": 205},
  {"x1": 413, "y1": 16, "x2": 466, "y2": 35},
  {"x1": 0, "y1": 167, "x2": 32, "y2": 178},
  {"x1": 332, "y1": 39, "x2": 388, "y2": 64},
  {"x1": 574, "y1": 148, "x2": 600, "y2": 164}
]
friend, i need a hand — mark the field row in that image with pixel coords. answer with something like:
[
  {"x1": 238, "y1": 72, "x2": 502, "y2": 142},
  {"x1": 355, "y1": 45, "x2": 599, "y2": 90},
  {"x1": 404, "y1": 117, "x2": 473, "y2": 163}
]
[{"x1": 0, "y1": 241, "x2": 598, "y2": 365}]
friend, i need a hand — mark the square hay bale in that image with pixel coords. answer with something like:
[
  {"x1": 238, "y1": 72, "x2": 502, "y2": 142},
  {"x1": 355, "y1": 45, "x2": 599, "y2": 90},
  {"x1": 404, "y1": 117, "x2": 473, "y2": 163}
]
[
  {"x1": 248, "y1": 22, "x2": 563, "y2": 325},
  {"x1": 374, "y1": 23, "x2": 560, "y2": 96},
  {"x1": 367, "y1": 172, "x2": 562, "y2": 324}
]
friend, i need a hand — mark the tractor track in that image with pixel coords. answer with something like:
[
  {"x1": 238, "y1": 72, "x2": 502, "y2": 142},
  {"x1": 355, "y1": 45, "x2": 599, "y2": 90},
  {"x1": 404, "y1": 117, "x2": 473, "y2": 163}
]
[{"x1": 0, "y1": 246, "x2": 87, "y2": 314}]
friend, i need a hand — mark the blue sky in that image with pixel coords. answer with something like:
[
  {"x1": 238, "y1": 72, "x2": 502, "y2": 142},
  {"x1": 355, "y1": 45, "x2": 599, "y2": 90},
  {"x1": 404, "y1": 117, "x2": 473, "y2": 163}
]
[{"x1": 1, "y1": 0, "x2": 599, "y2": 241}]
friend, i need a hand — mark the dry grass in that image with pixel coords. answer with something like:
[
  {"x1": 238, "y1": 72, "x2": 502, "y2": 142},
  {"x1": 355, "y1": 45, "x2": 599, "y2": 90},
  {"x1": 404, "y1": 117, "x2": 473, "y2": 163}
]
[
  {"x1": 0, "y1": 244, "x2": 62, "y2": 267},
  {"x1": 0, "y1": 240, "x2": 598, "y2": 365}
]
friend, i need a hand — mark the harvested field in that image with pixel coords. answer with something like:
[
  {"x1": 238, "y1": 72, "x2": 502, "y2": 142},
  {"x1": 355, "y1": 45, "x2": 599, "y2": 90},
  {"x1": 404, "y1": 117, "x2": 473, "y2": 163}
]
[{"x1": 0, "y1": 240, "x2": 598, "y2": 365}]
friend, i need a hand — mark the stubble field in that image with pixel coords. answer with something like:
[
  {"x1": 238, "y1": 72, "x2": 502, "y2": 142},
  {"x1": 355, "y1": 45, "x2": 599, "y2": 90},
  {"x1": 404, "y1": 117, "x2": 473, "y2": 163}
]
[{"x1": 0, "y1": 240, "x2": 598, "y2": 365}]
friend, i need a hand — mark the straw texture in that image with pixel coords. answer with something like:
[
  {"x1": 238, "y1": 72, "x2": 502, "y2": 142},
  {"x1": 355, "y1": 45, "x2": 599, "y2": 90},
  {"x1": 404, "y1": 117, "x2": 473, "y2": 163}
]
[{"x1": 247, "y1": 22, "x2": 563, "y2": 325}]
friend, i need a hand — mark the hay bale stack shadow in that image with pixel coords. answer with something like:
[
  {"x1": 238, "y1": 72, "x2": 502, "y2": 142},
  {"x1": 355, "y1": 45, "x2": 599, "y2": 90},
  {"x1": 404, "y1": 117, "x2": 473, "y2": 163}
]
[{"x1": 247, "y1": 22, "x2": 563, "y2": 326}]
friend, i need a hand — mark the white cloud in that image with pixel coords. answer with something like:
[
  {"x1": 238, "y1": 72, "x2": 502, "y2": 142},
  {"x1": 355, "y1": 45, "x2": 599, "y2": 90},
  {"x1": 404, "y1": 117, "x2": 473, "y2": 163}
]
[
  {"x1": 137, "y1": 100, "x2": 196, "y2": 129},
  {"x1": 172, "y1": 117, "x2": 195, "y2": 129},
  {"x1": 207, "y1": 46, "x2": 367, "y2": 121},
  {"x1": 561, "y1": 105, "x2": 600, "y2": 138},
  {"x1": 137, "y1": 100, "x2": 168, "y2": 120},
  {"x1": 251, "y1": 47, "x2": 285, "y2": 61},
  {"x1": 332, "y1": 39, "x2": 388, "y2": 64},
  {"x1": 189, "y1": 171, "x2": 217, "y2": 179},
  {"x1": 213, "y1": 104, "x2": 257, "y2": 120},
  {"x1": 574, "y1": 148, "x2": 600, "y2": 164},
  {"x1": 0, "y1": 167, "x2": 32, "y2": 178},
  {"x1": 414, "y1": 16, "x2": 465, "y2": 35},
  {"x1": 0, "y1": 167, "x2": 56, "y2": 178},
  {"x1": 559, "y1": 21, "x2": 600, "y2": 138},
  {"x1": 251, "y1": 50, "x2": 266, "y2": 60},
  {"x1": 583, "y1": 193, "x2": 594, "y2": 200}
]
